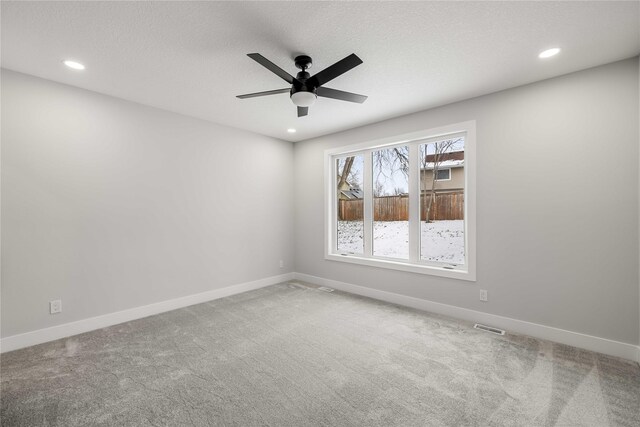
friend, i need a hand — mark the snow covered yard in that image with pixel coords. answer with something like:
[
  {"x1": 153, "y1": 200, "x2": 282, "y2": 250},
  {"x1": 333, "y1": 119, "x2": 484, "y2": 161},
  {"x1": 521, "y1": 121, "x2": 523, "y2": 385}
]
[{"x1": 337, "y1": 220, "x2": 464, "y2": 264}]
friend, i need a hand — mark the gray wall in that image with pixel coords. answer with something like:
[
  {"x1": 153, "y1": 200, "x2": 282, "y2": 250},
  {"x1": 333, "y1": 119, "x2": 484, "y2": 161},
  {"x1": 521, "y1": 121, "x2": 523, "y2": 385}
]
[
  {"x1": 294, "y1": 58, "x2": 640, "y2": 345},
  {"x1": 1, "y1": 70, "x2": 294, "y2": 338}
]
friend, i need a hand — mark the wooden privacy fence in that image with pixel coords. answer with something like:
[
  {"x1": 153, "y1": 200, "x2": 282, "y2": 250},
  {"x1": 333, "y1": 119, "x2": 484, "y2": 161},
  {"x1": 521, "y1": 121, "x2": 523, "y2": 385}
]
[
  {"x1": 422, "y1": 191, "x2": 464, "y2": 221},
  {"x1": 338, "y1": 191, "x2": 464, "y2": 221}
]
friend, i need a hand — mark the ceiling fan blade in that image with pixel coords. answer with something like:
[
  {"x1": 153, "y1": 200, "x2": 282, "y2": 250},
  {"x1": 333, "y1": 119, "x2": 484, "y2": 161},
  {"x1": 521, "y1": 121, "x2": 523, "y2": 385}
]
[
  {"x1": 297, "y1": 106, "x2": 308, "y2": 117},
  {"x1": 247, "y1": 53, "x2": 298, "y2": 85},
  {"x1": 307, "y1": 53, "x2": 363, "y2": 88},
  {"x1": 316, "y1": 87, "x2": 367, "y2": 103},
  {"x1": 236, "y1": 88, "x2": 290, "y2": 99}
]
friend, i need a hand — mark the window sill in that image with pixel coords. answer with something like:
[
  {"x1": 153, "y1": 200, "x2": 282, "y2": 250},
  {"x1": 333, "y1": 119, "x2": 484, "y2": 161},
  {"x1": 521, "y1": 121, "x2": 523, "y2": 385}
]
[{"x1": 325, "y1": 253, "x2": 476, "y2": 281}]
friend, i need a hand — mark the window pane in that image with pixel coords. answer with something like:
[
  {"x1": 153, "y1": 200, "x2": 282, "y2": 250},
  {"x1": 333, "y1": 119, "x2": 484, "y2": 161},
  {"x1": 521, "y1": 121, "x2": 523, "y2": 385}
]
[
  {"x1": 372, "y1": 146, "x2": 409, "y2": 259},
  {"x1": 420, "y1": 138, "x2": 465, "y2": 264},
  {"x1": 336, "y1": 155, "x2": 364, "y2": 254},
  {"x1": 436, "y1": 168, "x2": 451, "y2": 180}
]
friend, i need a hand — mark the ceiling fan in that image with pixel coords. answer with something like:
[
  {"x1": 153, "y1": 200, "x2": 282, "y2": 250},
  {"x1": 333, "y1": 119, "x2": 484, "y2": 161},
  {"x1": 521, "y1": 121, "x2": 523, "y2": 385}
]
[{"x1": 236, "y1": 53, "x2": 367, "y2": 117}]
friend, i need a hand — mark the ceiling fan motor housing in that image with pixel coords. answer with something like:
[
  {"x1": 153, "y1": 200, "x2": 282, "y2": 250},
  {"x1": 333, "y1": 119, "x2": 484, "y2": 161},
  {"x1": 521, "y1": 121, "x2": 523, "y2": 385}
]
[{"x1": 291, "y1": 71, "x2": 314, "y2": 93}]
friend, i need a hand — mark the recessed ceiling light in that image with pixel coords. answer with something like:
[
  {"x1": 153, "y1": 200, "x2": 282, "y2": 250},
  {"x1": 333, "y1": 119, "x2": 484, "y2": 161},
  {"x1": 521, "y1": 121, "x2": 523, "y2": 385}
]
[
  {"x1": 63, "y1": 60, "x2": 85, "y2": 70},
  {"x1": 287, "y1": 128, "x2": 296, "y2": 133},
  {"x1": 538, "y1": 48, "x2": 560, "y2": 59}
]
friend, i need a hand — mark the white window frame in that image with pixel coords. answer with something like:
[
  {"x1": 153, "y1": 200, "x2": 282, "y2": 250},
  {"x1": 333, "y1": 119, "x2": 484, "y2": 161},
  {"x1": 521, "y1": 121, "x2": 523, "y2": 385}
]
[
  {"x1": 434, "y1": 168, "x2": 452, "y2": 181},
  {"x1": 324, "y1": 120, "x2": 476, "y2": 281}
]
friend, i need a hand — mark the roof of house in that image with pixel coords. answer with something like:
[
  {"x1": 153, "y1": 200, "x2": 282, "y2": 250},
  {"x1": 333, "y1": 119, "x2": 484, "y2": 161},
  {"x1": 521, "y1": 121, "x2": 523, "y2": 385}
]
[
  {"x1": 422, "y1": 151, "x2": 464, "y2": 170},
  {"x1": 424, "y1": 151, "x2": 464, "y2": 162},
  {"x1": 340, "y1": 188, "x2": 364, "y2": 199},
  {"x1": 422, "y1": 159, "x2": 464, "y2": 170}
]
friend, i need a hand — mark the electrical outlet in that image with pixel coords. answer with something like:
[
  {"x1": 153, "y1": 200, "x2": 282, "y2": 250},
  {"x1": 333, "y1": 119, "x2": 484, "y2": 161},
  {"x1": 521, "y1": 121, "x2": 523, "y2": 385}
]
[
  {"x1": 479, "y1": 290, "x2": 488, "y2": 302},
  {"x1": 50, "y1": 299, "x2": 62, "y2": 314},
  {"x1": 279, "y1": 260, "x2": 284, "y2": 268}
]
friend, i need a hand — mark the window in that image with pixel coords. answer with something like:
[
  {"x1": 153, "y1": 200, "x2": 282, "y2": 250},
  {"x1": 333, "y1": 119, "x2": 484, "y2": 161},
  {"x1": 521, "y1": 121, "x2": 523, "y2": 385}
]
[
  {"x1": 336, "y1": 155, "x2": 364, "y2": 255},
  {"x1": 325, "y1": 121, "x2": 476, "y2": 281},
  {"x1": 435, "y1": 168, "x2": 451, "y2": 181},
  {"x1": 372, "y1": 146, "x2": 409, "y2": 259}
]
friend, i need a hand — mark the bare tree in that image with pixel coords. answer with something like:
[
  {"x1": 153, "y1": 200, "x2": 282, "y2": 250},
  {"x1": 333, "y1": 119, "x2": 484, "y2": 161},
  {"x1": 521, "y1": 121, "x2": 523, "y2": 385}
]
[
  {"x1": 373, "y1": 147, "x2": 409, "y2": 183},
  {"x1": 347, "y1": 167, "x2": 361, "y2": 190},
  {"x1": 422, "y1": 138, "x2": 462, "y2": 223},
  {"x1": 372, "y1": 146, "x2": 409, "y2": 198},
  {"x1": 338, "y1": 145, "x2": 417, "y2": 199},
  {"x1": 373, "y1": 181, "x2": 385, "y2": 197},
  {"x1": 337, "y1": 157, "x2": 355, "y2": 190}
]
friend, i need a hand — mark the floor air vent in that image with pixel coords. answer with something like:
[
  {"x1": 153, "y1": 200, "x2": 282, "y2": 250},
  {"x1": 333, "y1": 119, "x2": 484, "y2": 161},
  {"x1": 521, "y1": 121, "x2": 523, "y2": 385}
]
[
  {"x1": 317, "y1": 287, "x2": 335, "y2": 292},
  {"x1": 474, "y1": 323, "x2": 505, "y2": 335}
]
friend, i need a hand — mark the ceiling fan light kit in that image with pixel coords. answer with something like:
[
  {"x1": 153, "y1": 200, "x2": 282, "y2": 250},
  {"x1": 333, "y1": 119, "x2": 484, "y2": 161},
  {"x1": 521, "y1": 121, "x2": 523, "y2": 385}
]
[
  {"x1": 291, "y1": 91, "x2": 317, "y2": 107},
  {"x1": 237, "y1": 53, "x2": 367, "y2": 117}
]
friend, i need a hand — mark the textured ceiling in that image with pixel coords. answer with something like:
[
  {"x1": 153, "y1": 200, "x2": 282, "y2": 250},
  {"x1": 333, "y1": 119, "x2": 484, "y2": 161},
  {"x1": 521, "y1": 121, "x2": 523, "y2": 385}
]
[{"x1": 2, "y1": 1, "x2": 639, "y2": 142}]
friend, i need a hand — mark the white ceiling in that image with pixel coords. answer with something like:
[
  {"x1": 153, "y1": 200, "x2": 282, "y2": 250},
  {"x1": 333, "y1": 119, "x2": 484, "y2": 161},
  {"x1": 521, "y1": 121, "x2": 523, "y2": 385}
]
[{"x1": 2, "y1": 1, "x2": 639, "y2": 142}]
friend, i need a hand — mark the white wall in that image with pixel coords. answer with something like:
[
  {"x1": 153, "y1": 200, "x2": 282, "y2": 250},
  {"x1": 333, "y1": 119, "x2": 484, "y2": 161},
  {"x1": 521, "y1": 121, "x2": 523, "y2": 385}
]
[
  {"x1": 295, "y1": 58, "x2": 640, "y2": 346},
  {"x1": 1, "y1": 69, "x2": 294, "y2": 338}
]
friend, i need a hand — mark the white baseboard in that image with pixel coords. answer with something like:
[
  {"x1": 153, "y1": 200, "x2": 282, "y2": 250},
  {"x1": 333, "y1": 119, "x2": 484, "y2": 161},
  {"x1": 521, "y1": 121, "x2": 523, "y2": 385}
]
[
  {"x1": 0, "y1": 273, "x2": 294, "y2": 353},
  {"x1": 294, "y1": 272, "x2": 640, "y2": 363},
  {"x1": 3, "y1": 271, "x2": 638, "y2": 364}
]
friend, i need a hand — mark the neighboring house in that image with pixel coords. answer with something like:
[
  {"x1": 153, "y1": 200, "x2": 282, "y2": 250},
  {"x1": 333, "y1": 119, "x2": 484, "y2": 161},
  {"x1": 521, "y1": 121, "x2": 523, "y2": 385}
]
[
  {"x1": 340, "y1": 188, "x2": 363, "y2": 200},
  {"x1": 337, "y1": 176, "x2": 363, "y2": 200},
  {"x1": 420, "y1": 151, "x2": 464, "y2": 192},
  {"x1": 339, "y1": 187, "x2": 363, "y2": 200},
  {"x1": 337, "y1": 179, "x2": 363, "y2": 221}
]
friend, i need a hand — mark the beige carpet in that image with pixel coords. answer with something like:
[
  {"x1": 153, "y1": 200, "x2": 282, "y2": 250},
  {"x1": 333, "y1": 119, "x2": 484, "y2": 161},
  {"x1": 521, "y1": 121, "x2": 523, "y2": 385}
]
[{"x1": 2, "y1": 282, "x2": 639, "y2": 426}]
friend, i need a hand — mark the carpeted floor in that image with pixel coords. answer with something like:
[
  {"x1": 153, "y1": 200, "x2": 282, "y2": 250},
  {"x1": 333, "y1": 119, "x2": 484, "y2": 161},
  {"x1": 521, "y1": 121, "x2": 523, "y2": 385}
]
[{"x1": 1, "y1": 282, "x2": 639, "y2": 426}]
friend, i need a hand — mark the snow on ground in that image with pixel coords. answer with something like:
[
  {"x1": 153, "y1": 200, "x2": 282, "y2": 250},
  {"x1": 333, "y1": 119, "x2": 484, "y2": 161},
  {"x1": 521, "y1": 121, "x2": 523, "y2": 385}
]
[
  {"x1": 337, "y1": 220, "x2": 464, "y2": 264},
  {"x1": 420, "y1": 220, "x2": 465, "y2": 264}
]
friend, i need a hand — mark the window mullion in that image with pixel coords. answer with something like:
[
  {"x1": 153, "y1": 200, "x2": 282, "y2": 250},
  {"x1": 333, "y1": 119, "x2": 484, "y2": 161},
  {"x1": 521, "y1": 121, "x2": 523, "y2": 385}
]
[
  {"x1": 330, "y1": 156, "x2": 337, "y2": 253},
  {"x1": 408, "y1": 144, "x2": 420, "y2": 263},
  {"x1": 363, "y1": 151, "x2": 373, "y2": 257}
]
